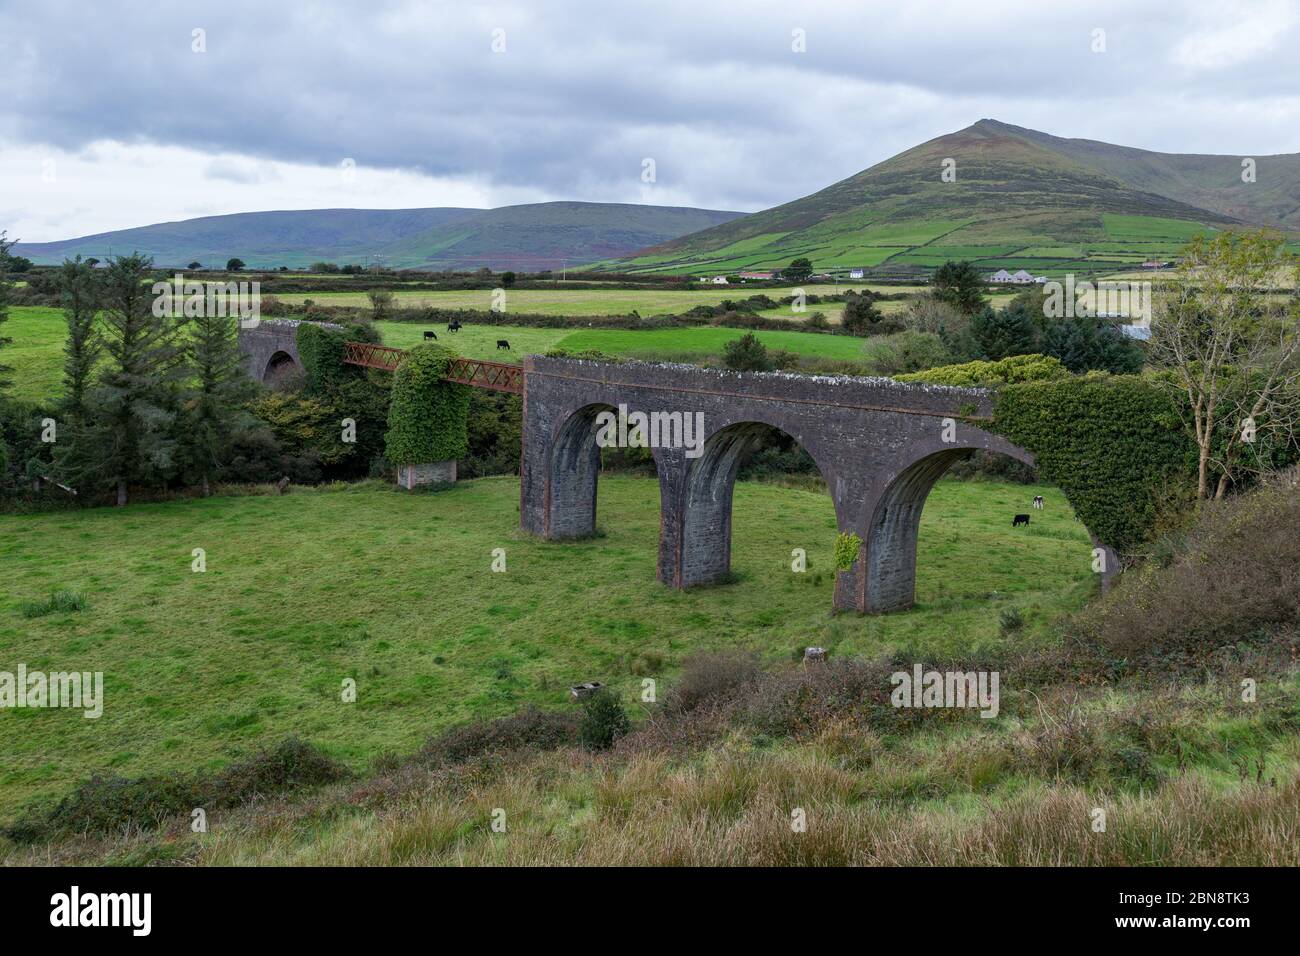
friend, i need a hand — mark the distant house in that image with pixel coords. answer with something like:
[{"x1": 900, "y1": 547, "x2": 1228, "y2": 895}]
[
  {"x1": 1141, "y1": 260, "x2": 1171, "y2": 269},
  {"x1": 738, "y1": 271, "x2": 775, "y2": 281},
  {"x1": 1120, "y1": 324, "x2": 1151, "y2": 341},
  {"x1": 991, "y1": 269, "x2": 1045, "y2": 284},
  {"x1": 849, "y1": 269, "x2": 865, "y2": 279},
  {"x1": 710, "y1": 275, "x2": 729, "y2": 285}
]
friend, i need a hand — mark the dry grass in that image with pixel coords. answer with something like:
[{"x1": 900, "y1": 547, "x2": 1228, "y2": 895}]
[{"x1": 9, "y1": 673, "x2": 1298, "y2": 867}]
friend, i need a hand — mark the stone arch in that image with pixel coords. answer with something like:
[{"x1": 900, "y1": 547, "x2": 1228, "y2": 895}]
[
  {"x1": 542, "y1": 402, "x2": 619, "y2": 539},
  {"x1": 673, "y1": 420, "x2": 835, "y2": 588},
  {"x1": 854, "y1": 430, "x2": 1109, "y2": 613},
  {"x1": 865, "y1": 447, "x2": 1016, "y2": 612},
  {"x1": 262, "y1": 350, "x2": 301, "y2": 388}
]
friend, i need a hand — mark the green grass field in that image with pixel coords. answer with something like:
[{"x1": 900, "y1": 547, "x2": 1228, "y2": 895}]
[
  {"x1": 274, "y1": 284, "x2": 888, "y2": 316},
  {"x1": 0, "y1": 474, "x2": 1092, "y2": 821},
  {"x1": 3, "y1": 304, "x2": 911, "y2": 404},
  {"x1": 1, "y1": 307, "x2": 65, "y2": 404}
]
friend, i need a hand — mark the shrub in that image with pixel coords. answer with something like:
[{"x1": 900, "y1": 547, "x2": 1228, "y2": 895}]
[
  {"x1": 2, "y1": 738, "x2": 346, "y2": 844},
  {"x1": 420, "y1": 707, "x2": 579, "y2": 765},
  {"x1": 896, "y1": 353, "x2": 1067, "y2": 386},
  {"x1": 385, "y1": 344, "x2": 471, "y2": 465},
  {"x1": 580, "y1": 690, "x2": 631, "y2": 751},
  {"x1": 722, "y1": 332, "x2": 773, "y2": 372},
  {"x1": 861, "y1": 330, "x2": 952, "y2": 376},
  {"x1": 1066, "y1": 468, "x2": 1300, "y2": 669},
  {"x1": 999, "y1": 606, "x2": 1024, "y2": 635},
  {"x1": 834, "y1": 531, "x2": 862, "y2": 571},
  {"x1": 660, "y1": 651, "x2": 763, "y2": 715}
]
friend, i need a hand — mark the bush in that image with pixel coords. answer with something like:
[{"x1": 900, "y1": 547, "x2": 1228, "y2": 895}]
[
  {"x1": 2, "y1": 738, "x2": 347, "y2": 844},
  {"x1": 660, "y1": 651, "x2": 763, "y2": 715},
  {"x1": 896, "y1": 353, "x2": 1067, "y2": 386},
  {"x1": 999, "y1": 606, "x2": 1024, "y2": 635},
  {"x1": 385, "y1": 344, "x2": 471, "y2": 465},
  {"x1": 834, "y1": 531, "x2": 862, "y2": 571},
  {"x1": 420, "y1": 707, "x2": 579, "y2": 765},
  {"x1": 1067, "y1": 468, "x2": 1300, "y2": 669},
  {"x1": 580, "y1": 690, "x2": 631, "y2": 751},
  {"x1": 861, "y1": 330, "x2": 952, "y2": 376},
  {"x1": 722, "y1": 332, "x2": 773, "y2": 372}
]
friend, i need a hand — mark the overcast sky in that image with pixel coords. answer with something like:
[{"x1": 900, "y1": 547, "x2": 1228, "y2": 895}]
[{"x1": 3, "y1": 0, "x2": 1299, "y2": 242}]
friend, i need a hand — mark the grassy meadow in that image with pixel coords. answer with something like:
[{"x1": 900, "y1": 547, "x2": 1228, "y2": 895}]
[
  {"x1": 3, "y1": 302, "x2": 928, "y2": 404},
  {"x1": 272, "y1": 284, "x2": 891, "y2": 315},
  {"x1": 0, "y1": 474, "x2": 1093, "y2": 822}
]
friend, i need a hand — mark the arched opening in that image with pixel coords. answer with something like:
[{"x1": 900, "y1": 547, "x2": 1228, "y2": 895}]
[
  {"x1": 863, "y1": 444, "x2": 1094, "y2": 613},
  {"x1": 263, "y1": 350, "x2": 301, "y2": 388},
  {"x1": 545, "y1": 403, "x2": 617, "y2": 539},
  {"x1": 678, "y1": 422, "x2": 832, "y2": 587}
]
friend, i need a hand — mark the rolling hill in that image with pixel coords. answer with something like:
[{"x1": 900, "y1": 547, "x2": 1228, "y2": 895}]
[
  {"x1": 12, "y1": 202, "x2": 744, "y2": 271},
  {"x1": 599, "y1": 119, "x2": 1300, "y2": 277}
]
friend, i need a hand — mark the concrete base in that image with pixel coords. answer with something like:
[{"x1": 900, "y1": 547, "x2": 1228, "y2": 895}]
[{"x1": 396, "y1": 460, "x2": 457, "y2": 489}]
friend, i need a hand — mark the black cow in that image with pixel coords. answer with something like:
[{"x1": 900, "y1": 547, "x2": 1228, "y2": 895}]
[
  {"x1": 1012, "y1": 514, "x2": 1031, "y2": 527},
  {"x1": 448, "y1": 320, "x2": 462, "y2": 332},
  {"x1": 496, "y1": 339, "x2": 510, "y2": 350},
  {"x1": 423, "y1": 330, "x2": 437, "y2": 340}
]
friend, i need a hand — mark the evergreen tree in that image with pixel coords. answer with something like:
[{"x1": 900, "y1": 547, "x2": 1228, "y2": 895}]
[
  {"x1": 0, "y1": 231, "x2": 14, "y2": 395},
  {"x1": 840, "y1": 291, "x2": 884, "y2": 336},
  {"x1": 181, "y1": 307, "x2": 257, "y2": 496},
  {"x1": 932, "y1": 260, "x2": 988, "y2": 315},
  {"x1": 57, "y1": 257, "x2": 102, "y2": 422},
  {"x1": 971, "y1": 304, "x2": 1038, "y2": 360},
  {"x1": 80, "y1": 254, "x2": 184, "y2": 506},
  {"x1": 1043, "y1": 318, "x2": 1144, "y2": 374}
]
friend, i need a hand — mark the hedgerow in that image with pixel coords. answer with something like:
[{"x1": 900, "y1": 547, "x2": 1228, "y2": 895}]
[
  {"x1": 385, "y1": 343, "x2": 470, "y2": 465},
  {"x1": 991, "y1": 373, "x2": 1195, "y2": 554}
]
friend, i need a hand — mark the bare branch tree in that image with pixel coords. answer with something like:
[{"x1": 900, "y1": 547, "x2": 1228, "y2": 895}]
[{"x1": 1149, "y1": 230, "x2": 1300, "y2": 499}]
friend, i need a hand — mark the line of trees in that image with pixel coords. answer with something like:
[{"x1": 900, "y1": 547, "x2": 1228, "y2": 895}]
[{"x1": 5, "y1": 254, "x2": 259, "y2": 505}]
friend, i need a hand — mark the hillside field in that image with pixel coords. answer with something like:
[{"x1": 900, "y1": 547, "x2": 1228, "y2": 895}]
[{"x1": 0, "y1": 475, "x2": 1095, "y2": 822}]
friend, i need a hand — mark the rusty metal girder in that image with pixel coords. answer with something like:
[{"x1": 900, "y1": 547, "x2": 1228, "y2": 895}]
[{"x1": 341, "y1": 342, "x2": 523, "y2": 393}]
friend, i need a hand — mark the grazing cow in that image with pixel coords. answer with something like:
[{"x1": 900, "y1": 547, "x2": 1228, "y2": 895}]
[
  {"x1": 496, "y1": 339, "x2": 510, "y2": 350},
  {"x1": 448, "y1": 320, "x2": 462, "y2": 332},
  {"x1": 423, "y1": 330, "x2": 438, "y2": 340},
  {"x1": 1033, "y1": 495, "x2": 1044, "y2": 510},
  {"x1": 1012, "y1": 514, "x2": 1030, "y2": 527}
]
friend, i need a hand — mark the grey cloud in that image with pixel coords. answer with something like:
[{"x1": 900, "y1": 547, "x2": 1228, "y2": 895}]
[{"x1": 2, "y1": 0, "x2": 1299, "y2": 213}]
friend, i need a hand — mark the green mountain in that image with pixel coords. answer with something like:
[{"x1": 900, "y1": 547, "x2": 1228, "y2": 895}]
[
  {"x1": 13, "y1": 202, "x2": 744, "y2": 270},
  {"x1": 602, "y1": 119, "x2": 1298, "y2": 277}
]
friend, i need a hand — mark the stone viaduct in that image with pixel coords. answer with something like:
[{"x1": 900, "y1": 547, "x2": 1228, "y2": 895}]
[
  {"x1": 232, "y1": 326, "x2": 1112, "y2": 615},
  {"x1": 519, "y1": 355, "x2": 1114, "y2": 614}
]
